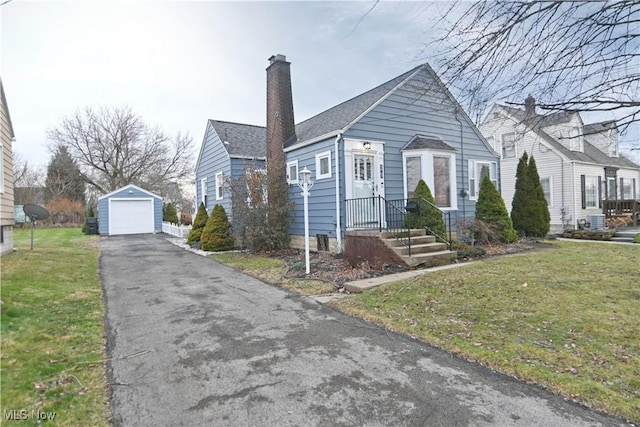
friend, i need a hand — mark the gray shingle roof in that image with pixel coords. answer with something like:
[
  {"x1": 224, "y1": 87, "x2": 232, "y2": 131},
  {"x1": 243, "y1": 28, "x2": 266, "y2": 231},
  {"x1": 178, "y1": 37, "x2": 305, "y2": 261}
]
[
  {"x1": 402, "y1": 135, "x2": 456, "y2": 152},
  {"x1": 209, "y1": 120, "x2": 266, "y2": 159},
  {"x1": 207, "y1": 64, "x2": 429, "y2": 154},
  {"x1": 502, "y1": 106, "x2": 639, "y2": 169}
]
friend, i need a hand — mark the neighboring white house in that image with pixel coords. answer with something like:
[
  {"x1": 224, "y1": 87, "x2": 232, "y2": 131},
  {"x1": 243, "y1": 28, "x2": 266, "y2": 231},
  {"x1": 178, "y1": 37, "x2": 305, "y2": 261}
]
[{"x1": 480, "y1": 97, "x2": 640, "y2": 233}]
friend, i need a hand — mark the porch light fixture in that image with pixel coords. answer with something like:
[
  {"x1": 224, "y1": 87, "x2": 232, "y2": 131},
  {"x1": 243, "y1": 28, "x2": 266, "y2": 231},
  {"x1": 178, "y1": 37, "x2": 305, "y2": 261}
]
[
  {"x1": 297, "y1": 167, "x2": 314, "y2": 274},
  {"x1": 363, "y1": 141, "x2": 372, "y2": 150}
]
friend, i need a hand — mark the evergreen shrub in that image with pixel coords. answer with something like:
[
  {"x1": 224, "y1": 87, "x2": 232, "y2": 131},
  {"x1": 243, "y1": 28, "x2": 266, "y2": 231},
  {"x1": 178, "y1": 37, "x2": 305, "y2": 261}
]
[{"x1": 201, "y1": 204, "x2": 234, "y2": 252}]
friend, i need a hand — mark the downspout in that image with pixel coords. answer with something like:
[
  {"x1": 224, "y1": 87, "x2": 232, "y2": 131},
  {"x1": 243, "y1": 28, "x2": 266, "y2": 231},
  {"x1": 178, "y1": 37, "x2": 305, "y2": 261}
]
[
  {"x1": 454, "y1": 108, "x2": 466, "y2": 219},
  {"x1": 334, "y1": 133, "x2": 343, "y2": 253}
]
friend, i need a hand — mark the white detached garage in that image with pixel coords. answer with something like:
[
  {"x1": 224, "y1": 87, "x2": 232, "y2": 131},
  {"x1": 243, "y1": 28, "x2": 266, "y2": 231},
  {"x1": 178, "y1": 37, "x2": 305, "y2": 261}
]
[{"x1": 98, "y1": 184, "x2": 163, "y2": 235}]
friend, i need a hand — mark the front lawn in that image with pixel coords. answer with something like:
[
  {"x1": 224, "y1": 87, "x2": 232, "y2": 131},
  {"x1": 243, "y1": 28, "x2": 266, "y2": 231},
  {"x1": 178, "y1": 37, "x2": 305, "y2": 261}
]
[
  {"x1": 1, "y1": 228, "x2": 109, "y2": 426},
  {"x1": 334, "y1": 240, "x2": 640, "y2": 423}
]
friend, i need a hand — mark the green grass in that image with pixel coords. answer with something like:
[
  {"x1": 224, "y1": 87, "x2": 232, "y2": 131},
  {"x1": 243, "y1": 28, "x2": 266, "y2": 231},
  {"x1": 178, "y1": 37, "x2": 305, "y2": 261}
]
[
  {"x1": 1, "y1": 228, "x2": 109, "y2": 426},
  {"x1": 211, "y1": 252, "x2": 335, "y2": 295},
  {"x1": 334, "y1": 241, "x2": 640, "y2": 423}
]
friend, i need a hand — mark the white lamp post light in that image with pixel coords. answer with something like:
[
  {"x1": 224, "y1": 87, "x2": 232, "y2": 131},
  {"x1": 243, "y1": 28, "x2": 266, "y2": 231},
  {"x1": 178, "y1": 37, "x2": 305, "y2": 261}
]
[{"x1": 297, "y1": 167, "x2": 313, "y2": 274}]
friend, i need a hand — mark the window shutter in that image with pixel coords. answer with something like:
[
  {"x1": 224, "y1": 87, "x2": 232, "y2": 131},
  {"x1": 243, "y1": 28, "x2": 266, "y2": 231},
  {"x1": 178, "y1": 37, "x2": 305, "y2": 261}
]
[{"x1": 581, "y1": 175, "x2": 586, "y2": 209}]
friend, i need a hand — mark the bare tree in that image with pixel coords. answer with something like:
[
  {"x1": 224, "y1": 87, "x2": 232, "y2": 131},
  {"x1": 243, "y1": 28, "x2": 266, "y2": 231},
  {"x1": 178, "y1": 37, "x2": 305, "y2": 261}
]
[
  {"x1": 47, "y1": 106, "x2": 194, "y2": 194},
  {"x1": 433, "y1": 1, "x2": 639, "y2": 141},
  {"x1": 13, "y1": 151, "x2": 45, "y2": 204}
]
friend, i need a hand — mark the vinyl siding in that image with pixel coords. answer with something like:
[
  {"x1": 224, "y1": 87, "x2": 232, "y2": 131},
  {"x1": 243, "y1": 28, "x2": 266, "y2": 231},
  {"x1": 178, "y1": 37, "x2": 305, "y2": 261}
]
[
  {"x1": 195, "y1": 122, "x2": 231, "y2": 216},
  {"x1": 286, "y1": 137, "x2": 338, "y2": 238}
]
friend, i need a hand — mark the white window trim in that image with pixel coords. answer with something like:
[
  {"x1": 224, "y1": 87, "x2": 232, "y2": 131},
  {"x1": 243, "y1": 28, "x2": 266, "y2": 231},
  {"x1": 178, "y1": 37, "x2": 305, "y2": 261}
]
[
  {"x1": 541, "y1": 176, "x2": 553, "y2": 207},
  {"x1": 402, "y1": 149, "x2": 457, "y2": 211},
  {"x1": 215, "y1": 172, "x2": 224, "y2": 200},
  {"x1": 468, "y1": 159, "x2": 498, "y2": 201},
  {"x1": 500, "y1": 133, "x2": 516, "y2": 159},
  {"x1": 585, "y1": 175, "x2": 598, "y2": 208},
  {"x1": 286, "y1": 160, "x2": 299, "y2": 185},
  {"x1": 200, "y1": 177, "x2": 207, "y2": 205},
  {"x1": 315, "y1": 151, "x2": 332, "y2": 180}
]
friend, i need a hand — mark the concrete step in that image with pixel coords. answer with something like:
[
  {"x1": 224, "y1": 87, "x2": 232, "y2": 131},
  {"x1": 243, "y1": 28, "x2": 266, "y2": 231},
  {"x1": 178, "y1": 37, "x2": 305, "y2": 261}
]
[
  {"x1": 611, "y1": 236, "x2": 634, "y2": 243},
  {"x1": 401, "y1": 250, "x2": 458, "y2": 268},
  {"x1": 380, "y1": 228, "x2": 426, "y2": 239},
  {"x1": 391, "y1": 242, "x2": 448, "y2": 256},
  {"x1": 382, "y1": 235, "x2": 436, "y2": 248}
]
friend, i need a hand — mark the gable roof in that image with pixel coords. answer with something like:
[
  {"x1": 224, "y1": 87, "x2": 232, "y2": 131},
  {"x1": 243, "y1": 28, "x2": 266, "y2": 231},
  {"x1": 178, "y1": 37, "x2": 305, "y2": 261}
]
[
  {"x1": 501, "y1": 105, "x2": 639, "y2": 169},
  {"x1": 286, "y1": 66, "x2": 422, "y2": 147},
  {"x1": 209, "y1": 120, "x2": 266, "y2": 159},
  {"x1": 98, "y1": 184, "x2": 162, "y2": 201}
]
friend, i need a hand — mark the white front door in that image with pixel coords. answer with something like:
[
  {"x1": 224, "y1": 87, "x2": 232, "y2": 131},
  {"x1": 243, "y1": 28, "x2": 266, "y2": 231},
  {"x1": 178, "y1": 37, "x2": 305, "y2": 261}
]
[{"x1": 352, "y1": 154, "x2": 377, "y2": 225}]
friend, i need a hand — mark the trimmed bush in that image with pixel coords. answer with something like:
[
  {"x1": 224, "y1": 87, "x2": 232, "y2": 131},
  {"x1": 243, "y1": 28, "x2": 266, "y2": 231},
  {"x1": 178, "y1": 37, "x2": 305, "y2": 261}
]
[
  {"x1": 405, "y1": 179, "x2": 447, "y2": 240},
  {"x1": 511, "y1": 152, "x2": 550, "y2": 238},
  {"x1": 476, "y1": 175, "x2": 517, "y2": 243},
  {"x1": 163, "y1": 203, "x2": 179, "y2": 224},
  {"x1": 201, "y1": 204, "x2": 234, "y2": 252},
  {"x1": 187, "y1": 202, "x2": 208, "y2": 245}
]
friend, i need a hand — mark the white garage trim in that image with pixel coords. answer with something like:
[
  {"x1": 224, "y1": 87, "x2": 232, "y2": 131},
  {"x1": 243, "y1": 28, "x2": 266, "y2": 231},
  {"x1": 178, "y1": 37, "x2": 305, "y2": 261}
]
[{"x1": 108, "y1": 198, "x2": 155, "y2": 235}]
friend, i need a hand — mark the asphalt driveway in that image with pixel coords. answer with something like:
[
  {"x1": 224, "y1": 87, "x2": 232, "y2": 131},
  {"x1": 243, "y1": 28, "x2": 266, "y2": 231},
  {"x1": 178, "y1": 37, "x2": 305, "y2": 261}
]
[{"x1": 101, "y1": 234, "x2": 626, "y2": 426}]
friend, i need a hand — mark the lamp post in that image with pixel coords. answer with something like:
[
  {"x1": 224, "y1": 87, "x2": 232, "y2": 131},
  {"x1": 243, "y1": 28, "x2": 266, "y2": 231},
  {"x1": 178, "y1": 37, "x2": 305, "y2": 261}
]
[{"x1": 297, "y1": 167, "x2": 313, "y2": 274}]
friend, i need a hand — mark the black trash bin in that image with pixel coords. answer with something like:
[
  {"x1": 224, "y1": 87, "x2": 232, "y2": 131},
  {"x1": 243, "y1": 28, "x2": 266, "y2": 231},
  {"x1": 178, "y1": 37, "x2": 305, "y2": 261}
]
[{"x1": 85, "y1": 217, "x2": 98, "y2": 235}]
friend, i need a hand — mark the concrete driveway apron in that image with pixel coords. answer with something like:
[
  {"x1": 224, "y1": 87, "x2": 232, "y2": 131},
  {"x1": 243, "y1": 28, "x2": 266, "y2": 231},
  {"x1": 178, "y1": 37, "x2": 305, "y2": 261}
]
[{"x1": 101, "y1": 234, "x2": 627, "y2": 426}]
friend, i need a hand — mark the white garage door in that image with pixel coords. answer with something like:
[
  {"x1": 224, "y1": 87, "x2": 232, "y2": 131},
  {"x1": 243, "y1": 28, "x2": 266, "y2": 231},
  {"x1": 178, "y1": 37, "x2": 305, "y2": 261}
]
[{"x1": 109, "y1": 199, "x2": 154, "y2": 235}]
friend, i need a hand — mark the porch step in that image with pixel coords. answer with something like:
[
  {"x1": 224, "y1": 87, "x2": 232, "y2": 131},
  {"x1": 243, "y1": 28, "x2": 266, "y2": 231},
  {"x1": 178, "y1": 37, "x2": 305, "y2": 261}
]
[{"x1": 381, "y1": 228, "x2": 457, "y2": 268}]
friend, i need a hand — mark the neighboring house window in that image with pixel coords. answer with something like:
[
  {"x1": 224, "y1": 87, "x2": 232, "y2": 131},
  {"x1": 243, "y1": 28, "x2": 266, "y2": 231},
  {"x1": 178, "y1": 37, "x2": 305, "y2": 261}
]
[
  {"x1": 581, "y1": 175, "x2": 600, "y2": 208},
  {"x1": 0, "y1": 143, "x2": 4, "y2": 193},
  {"x1": 569, "y1": 127, "x2": 584, "y2": 152},
  {"x1": 215, "y1": 172, "x2": 224, "y2": 200},
  {"x1": 607, "y1": 177, "x2": 617, "y2": 200},
  {"x1": 200, "y1": 177, "x2": 207, "y2": 206},
  {"x1": 501, "y1": 133, "x2": 516, "y2": 159},
  {"x1": 316, "y1": 151, "x2": 331, "y2": 180},
  {"x1": 621, "y1": 178, "x2": 635, "y2": 199},
  {"x1": 468, "y1": 160, "x2": 498, "y2": 201},
  {"x1": 403, "y1": 151, "x2": 457, "y2": 209},
  {"x1": 405, "y1": 156, "x2": 421, "y2": 199},
  {"x1": 540, "y1": 177, "x2": 552, "y2": 207},
  {"x1": 286, "y1": 160, "x2": 298, "y2": 185}
]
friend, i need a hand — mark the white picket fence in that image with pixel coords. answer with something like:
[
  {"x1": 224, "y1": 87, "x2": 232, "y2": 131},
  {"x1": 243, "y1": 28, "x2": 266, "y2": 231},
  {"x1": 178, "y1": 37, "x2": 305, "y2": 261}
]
[{"x1": 162, "y1": 222, "x2": 192, "y2": 239}]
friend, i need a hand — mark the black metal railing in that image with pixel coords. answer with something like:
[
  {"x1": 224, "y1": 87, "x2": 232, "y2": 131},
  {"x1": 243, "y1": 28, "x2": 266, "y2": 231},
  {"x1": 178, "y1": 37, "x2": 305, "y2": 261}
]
[{"x1": 345, "y1": 196, "x2": 453, "y2": 254}]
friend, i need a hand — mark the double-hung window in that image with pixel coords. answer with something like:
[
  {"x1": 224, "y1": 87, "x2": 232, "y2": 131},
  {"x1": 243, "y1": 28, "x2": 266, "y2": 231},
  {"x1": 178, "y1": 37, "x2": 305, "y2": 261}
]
[
  {"x1": 468, "y1": 160, "x2": 498, "y2": 200},
  {"x1": 215, "y1": 172, "x2": 224, "y2": 200},
  {"x1": 200, "y1": 177, "x2": 207, "y2": 206},
  {"x1": 581, "y1": 175, "x2": 599, "y2": 208},
  {"x1": 501, "y1": 133, "x2": 516, "y2": 159},
  {"x1": 316, "y1": 151, "x2": 331, "y2": 180},
  {"x1": 540, "y1": 177, "x2": 552, "y2": 207},
  {"x1": 286, "y1": 160, "x2": 298, "y2": 185}
]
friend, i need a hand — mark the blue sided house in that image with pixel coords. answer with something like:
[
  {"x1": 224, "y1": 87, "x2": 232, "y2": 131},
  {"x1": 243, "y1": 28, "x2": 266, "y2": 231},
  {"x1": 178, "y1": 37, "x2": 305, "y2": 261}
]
[{"x1": 195, "y1": 55, "x2": 499, "y2": 267}]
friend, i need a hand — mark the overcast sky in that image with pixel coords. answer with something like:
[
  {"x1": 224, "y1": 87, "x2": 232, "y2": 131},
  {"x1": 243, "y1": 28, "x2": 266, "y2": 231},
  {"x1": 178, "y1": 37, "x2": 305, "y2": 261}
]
[{"x1": 2, "y1": 1, "x2": 638, "y2": 169}]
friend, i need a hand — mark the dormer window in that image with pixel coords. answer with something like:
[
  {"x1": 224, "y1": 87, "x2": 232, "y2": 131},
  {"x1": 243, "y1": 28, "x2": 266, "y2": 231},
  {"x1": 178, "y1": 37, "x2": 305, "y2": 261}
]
[{"x1": 569, "y1": 127, "x2": 583, "y2": 152}]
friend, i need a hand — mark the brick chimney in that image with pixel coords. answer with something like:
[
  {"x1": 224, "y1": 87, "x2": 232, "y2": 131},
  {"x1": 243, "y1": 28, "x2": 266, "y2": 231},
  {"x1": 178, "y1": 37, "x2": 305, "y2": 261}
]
[
  {"x1": 266, "y1": 54, "x2": 295, "y2": 172},
  {"x1": 524, "y1": 94, "x2": 536, "y2": 116}
]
